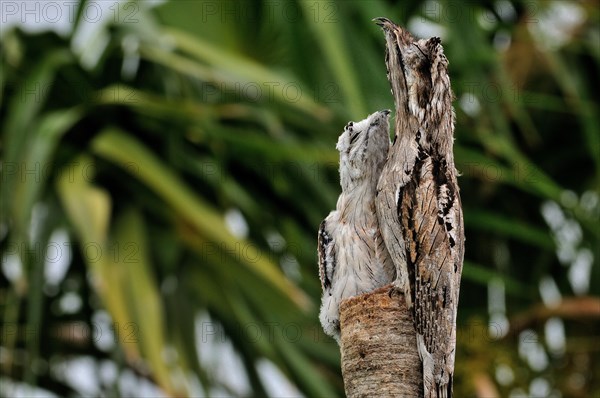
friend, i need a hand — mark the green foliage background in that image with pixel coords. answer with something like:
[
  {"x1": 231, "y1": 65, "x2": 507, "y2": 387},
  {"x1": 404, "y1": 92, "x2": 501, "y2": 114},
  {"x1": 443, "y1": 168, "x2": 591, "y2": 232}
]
[{"x1": 1, "y1": 0, "x2": 598, "y2": 396}]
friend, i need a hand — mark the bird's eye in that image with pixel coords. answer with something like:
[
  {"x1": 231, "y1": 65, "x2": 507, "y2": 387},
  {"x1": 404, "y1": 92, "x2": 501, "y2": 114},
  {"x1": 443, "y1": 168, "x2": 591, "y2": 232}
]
[{"x1": 349, "y1": 130, "x2": 360, "y2": 144}]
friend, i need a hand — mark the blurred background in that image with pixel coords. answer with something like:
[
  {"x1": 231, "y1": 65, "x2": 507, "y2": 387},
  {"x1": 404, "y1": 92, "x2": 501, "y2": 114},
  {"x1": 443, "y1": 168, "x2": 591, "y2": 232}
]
[{"x1": 1, "y1": 0, "x2": 598, "y2": 397}]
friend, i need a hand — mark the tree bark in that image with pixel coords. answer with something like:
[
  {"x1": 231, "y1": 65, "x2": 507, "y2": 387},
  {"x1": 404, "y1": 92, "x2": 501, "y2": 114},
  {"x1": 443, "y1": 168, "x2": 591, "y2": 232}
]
[{"x1": 339, "y1": 285, "x2": 423, "y2": 397}]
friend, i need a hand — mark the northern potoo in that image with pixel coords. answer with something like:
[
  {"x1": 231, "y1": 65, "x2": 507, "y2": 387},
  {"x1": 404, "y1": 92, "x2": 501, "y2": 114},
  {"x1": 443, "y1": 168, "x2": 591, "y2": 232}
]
[
  {"x1": 374, "y1": 18, "x2": 465, "y2": 398},
  {"x1": 318, "y1": 110, "x2": 396, "y2": 343}
]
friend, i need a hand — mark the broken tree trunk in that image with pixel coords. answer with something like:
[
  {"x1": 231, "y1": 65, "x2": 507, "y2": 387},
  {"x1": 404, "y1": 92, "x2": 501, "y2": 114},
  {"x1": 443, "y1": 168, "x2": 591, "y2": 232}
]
[{"x1": 339, "y1": 285, "x2": 423, "y2": 397}]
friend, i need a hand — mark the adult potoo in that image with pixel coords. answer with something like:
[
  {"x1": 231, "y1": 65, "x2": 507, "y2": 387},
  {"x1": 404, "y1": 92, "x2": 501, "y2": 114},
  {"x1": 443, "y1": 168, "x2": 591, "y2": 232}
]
[
  {"x1": 318, "y1": 110, "x2": 396, "y2": 343},
  {"x1": 374, "y1": 17, "x2": 465, "y2": 398}
]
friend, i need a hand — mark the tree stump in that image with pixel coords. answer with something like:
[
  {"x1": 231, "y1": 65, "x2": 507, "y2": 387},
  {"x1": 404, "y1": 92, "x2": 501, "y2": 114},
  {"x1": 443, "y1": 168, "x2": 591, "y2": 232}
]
[{"x1": 340, "y1": 285, "x2": 423, "y2": 397}]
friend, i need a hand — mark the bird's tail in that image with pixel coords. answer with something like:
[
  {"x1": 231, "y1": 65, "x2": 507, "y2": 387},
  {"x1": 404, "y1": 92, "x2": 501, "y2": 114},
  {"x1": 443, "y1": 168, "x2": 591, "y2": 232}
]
[{"x1": 417, "y1": 334, "x2": 453, "y2": 398}]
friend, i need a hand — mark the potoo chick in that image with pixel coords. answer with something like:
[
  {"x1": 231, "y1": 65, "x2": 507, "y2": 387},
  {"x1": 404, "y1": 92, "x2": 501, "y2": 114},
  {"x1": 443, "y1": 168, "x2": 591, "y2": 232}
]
[{"x1": 318, "y1": 110, "x2": 396, "y2": 343}]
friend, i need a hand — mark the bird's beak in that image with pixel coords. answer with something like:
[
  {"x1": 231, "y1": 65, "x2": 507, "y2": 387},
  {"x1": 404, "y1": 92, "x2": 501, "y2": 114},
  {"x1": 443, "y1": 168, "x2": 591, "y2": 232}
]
[{"x1": 373, "y1": 18, "x2": 414, "y2": 54}]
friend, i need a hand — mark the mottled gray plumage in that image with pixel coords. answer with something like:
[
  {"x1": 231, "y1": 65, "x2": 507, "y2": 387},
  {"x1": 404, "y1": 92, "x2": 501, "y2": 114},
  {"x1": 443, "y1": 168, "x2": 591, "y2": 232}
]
[
  {"x1": 318, "y1": 110, "x2": 396, "y2": 343},
  {"x1": 374, "y1": 17, "x2": 465, "y2": 398}
]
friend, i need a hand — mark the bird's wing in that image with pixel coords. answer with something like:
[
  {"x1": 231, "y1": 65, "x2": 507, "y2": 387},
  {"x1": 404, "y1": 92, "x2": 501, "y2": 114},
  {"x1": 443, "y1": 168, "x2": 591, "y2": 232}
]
[
  {"x1": 318, "y1": 214, "x2": 336, "y2": 292},
  {"x1": 399, "y1": 151, "x2": 463, "y2": 397}
]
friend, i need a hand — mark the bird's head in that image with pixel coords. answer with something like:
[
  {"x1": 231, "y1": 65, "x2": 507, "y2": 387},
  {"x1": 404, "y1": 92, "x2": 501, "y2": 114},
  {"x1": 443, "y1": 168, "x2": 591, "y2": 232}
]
[
  {"x1": 374, "y1": 17, "x2": 454, "y2": 153},
  {"x1": 336, "y1": 110, "x2": 391, "y2": 191}
]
